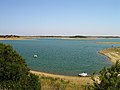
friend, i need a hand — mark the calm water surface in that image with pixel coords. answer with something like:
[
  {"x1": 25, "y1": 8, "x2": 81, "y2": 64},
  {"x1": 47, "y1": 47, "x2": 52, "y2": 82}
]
[{"x1": 1, "y1": 38, "x2": 120, "y2": 76}]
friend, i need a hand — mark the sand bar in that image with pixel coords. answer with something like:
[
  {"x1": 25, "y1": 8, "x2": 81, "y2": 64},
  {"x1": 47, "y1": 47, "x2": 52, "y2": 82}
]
[
  {"x1": 0, "y1": 37, "x2": 32, "y2": 40},
  {"x1": 96, "y1": 42, "x2": 120, "y2": 44}
]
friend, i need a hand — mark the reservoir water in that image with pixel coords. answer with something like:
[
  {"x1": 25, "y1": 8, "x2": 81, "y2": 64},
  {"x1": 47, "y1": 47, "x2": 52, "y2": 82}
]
[{"x1": 1, "y1": 38, "x2": 120, "y2": 76}]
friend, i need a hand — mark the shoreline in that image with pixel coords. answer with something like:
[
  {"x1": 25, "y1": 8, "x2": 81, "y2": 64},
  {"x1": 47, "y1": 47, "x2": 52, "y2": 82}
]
[
  {"x1": 30, "y1": 70, "x2": 93, "y2": 85},
  {"x1": 0, "y1": 37, "x2": 96, "y2": 40},
  {"x1": 61, "y1": 38, "x2": 96, "y2": 40},
  {"x1": 96, "y1": 42, "x2": 120, "y2": 44},
  {"x1": 99, "y1": 47, "x2": 120, "y2": 64},
  {"x1": 0, "y1": 37, "x2": 32, "y2": 40},
  {"x1": 1, "y1": 37, "x2": 120, "y2": 41}
]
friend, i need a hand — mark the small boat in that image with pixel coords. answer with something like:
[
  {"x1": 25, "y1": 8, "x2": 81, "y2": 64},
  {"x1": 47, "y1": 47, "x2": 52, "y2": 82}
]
[
  {"x1": 78, "y1": 72, "x2": 88, "y2": 77},
  {"x1": 33, "y1": 55, "x2": 38, "y2": 58}
]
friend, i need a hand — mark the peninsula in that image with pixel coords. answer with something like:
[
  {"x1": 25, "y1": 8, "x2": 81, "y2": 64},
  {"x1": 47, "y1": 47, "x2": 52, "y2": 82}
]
[{"x1": 99, "y1": 47, "x2": 120, "y2": 63}]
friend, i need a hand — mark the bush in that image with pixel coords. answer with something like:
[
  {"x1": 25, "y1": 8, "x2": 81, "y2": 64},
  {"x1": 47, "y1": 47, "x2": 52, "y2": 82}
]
[
  {"x1": 91, "y1": 61, "x2": 120, "y2": 90},
  {"x1": 0, "y1": 43, "x2": 41, "y2": 90}
]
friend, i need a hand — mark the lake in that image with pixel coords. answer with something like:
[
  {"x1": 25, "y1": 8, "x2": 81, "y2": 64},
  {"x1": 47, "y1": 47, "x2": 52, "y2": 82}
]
[{"x1": 1, "y1": 38, "x2": 120, "y2": 76}]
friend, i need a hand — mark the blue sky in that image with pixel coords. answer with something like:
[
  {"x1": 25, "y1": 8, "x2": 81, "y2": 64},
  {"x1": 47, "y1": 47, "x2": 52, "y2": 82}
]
[{"x1": 0, "y1": 0, "x2": 120, "y2": 36}]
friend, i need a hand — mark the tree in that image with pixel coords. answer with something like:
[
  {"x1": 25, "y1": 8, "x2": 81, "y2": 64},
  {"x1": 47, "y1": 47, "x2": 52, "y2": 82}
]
[
  {"x1": 91, "y1": 61, "x2": 120, "y2": 90},
  {"x1": 0, "y1": 43, "x2": 41, "y2": 90}
]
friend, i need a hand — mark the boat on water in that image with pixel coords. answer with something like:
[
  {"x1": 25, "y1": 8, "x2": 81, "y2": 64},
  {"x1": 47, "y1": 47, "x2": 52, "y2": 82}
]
[
  {"x1": 33, "y1": 55, "x2": 38, "y2": 58},
  {"x1": 78, "y1": 72, "x2": 88, "y2": 77}
]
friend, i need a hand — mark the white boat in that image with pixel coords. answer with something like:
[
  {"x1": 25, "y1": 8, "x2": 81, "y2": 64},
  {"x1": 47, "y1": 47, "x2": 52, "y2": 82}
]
[
  {"x1": 78, "y1": 72, "x2": 88, "y2": 77},
  {"x1": 33, "y1": 55, "x2": 38, "y2": 58}
]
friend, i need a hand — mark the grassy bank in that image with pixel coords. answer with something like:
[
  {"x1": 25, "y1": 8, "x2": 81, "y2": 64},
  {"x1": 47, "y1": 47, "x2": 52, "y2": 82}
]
[
  {"x1": 30, "y1": 70, "x2": 93, "y2": 90},
  {"x1": 99, "y1": 47, "x2": 120, "y2": 63}
]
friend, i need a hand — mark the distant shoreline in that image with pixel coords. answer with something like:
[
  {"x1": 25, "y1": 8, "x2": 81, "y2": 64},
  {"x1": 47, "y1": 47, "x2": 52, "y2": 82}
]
[
  {"x1": 0, "y1": 37, "x2": 94, "y2": 40},
  {"x1": 1, "y1": 36, "x2": 120, "y2": 41},
  {"x1": 0, "y1": 37, "x2": 32, "y2": 40},
  {"x1": 1, "y1": 35, "x2": 120, "y2": 40},
  {"x1": 96, "y1": 42, "x2": 120, "y2": 44}
]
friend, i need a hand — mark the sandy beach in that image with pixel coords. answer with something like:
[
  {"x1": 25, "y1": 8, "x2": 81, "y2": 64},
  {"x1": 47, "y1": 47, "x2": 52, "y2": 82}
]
[
  {"x1": 96, "y1": 42, "x2": 120, "y2": 44},
  {"x1": 0, "y1": 37, "x2": 32, "y2": 40},
  {"x1": 99, "y1": 47, "x2": 120, "y2": 63}
]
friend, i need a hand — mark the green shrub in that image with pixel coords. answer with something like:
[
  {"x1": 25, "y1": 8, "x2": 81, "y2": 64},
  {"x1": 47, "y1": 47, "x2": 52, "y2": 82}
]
[
  {"x1": 0, "y1": 43, "x2": 41, "y2": 90},
  {"x1": 91, "y1": 61, "x2": 120, "y2": 90}
]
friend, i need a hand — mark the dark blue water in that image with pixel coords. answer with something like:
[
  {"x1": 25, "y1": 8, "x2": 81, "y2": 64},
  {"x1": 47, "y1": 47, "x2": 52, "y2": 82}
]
[{"x1": 1, "y1": 38, "x2": 120, "y2": 76}]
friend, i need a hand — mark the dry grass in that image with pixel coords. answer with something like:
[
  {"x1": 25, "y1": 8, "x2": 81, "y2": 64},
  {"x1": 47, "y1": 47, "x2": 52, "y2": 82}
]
[{"x1": 30, "y1": 70, "x2": 93, "y2": 90}]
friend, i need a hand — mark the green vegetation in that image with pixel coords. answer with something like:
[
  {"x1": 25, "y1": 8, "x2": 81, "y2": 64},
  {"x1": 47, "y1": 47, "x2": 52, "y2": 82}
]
[
  {"x1": 0, "y1": 43, "x2": 40, "y2": 90},
  {"x1": 0, "y1": 35, "x2": 20, "y2": 38},
  {"x1": 89, "y1": 61, "x2": 120, "y2": 90},
  {"x1": 69, "y1": 35, "x2": 87, "y2": 38}
]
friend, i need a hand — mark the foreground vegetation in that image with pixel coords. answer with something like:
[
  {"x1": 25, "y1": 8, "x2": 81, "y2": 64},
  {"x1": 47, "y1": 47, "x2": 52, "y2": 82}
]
[
  {"x1": 0, "y1": 43, "x2": 40, "y2": 90},
  {"x1": 89, "y1": 61, "x2": 120, "y2": 90}
]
